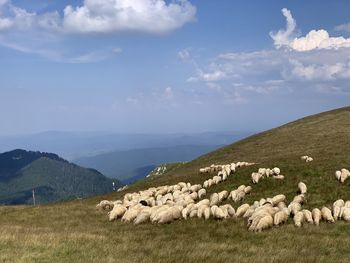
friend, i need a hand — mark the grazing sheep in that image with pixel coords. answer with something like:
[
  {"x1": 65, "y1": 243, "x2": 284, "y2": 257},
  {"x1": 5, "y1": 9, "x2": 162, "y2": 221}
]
[
  {"x1": 198, "y1": 188, "x2": 206, "y2": 199},
  {"x1": 204, "y1": 207, "x2": 211, "y2": 220},
  {"x1": 243, "y1": 206, "x2": 256, "y2": 218},
  {"x1": 237, "y1": 185, "x2": 246, "y2": 192},
  {"x1": 108, "y1": 205, "x2": 127, "y2": 221},
  {"x1": 134, "y1": 210, "x2": 151, "y2": 225},
  {"x1": 210, "y1": 193, "x2": 220, "y2": 206},
  {"x1": 272, "y1": 194, "x2": 286, "y2": 206},
  {"x1": 293, "y1": 194, "x2": 306, "y2": 205},
  {"x1": 274, "y1": 208, "x2": 289, "y2": 226},
  {"x1": 221, "y1": 204, "x2": 236, "y2": 217},
  {"x1": 345, "y1": 201, "x2": 350, "y2": 208},
  {"x1": 303, "y1": 209, "x2": 313, "y2": 224},
  {"x1": 335, "y1": 171, "x2": 342, "y2": 181},
  {"x1": 321, "y1": 207, "x2": 335, "y2": 223},
  {"x1": 253, "y1": 214, "x2": 274, "y2": 232},
  {"x1": 333, "y1": 199, "x2": 344, "y2": 221},
  {"x1": 294, "y1": 211, "x2": 304, "y2": 227},
  {"x1": 342, "y1": 208, "x2": 350, "y2": 221},
  {"x1": 288, "y1": 202, "x2": 302, "y2": 216},
  {"x1": 273, "y1": 175, "x2": 285, "y2": 180},
  {"x1": 96, "y1": 200, "x2": 114, "y2": 211},
  {"x1": 306, "y1": 157, "x2": 313, "y2": 162},
  {"x1": 244, "y1": 186, "x2": 252, "y2": 194},
  {"x1": 236, "y1": 204, "x2": 250, "y2": 217},
  {"x1": 312, "y1": 208, "x2": 321, "y2": 226},
  {"x1": 272, "y1": 167, "x2": 281, "y2": 175},
  {"x1": 218, "y1": 190, "x2": 229, "y2": 201},
  {"x1": 234, "y1": 191, "x2": 246, "y2": 203},
  {"x1": 298, "y1": 182, "x2": 307, "y2": 194}
]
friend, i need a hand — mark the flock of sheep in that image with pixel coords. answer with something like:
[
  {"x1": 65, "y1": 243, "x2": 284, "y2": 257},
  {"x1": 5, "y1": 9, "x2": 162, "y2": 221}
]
[{"x1": 96, "y1": 155, "x2": 350, "y2": 232}]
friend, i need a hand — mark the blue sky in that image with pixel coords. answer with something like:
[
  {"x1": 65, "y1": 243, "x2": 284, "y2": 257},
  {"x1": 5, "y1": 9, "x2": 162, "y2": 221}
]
[{"x1": 1, "y1": 0, "x2": 350, "y2": 135}]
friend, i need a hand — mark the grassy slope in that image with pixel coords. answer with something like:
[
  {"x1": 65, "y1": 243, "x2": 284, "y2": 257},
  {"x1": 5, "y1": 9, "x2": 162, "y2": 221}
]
[{"x1": 1, "y1": 107, "x2": 350, "y2": 262}]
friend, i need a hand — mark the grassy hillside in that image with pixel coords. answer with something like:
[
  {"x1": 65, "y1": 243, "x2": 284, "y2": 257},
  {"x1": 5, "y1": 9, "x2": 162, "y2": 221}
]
[
  {"x1": 1, "y1": 107, "x2": 350, "y2": 262},
  {"x1": 0, "y1": 150, "x2": 119, "y2": 204}
]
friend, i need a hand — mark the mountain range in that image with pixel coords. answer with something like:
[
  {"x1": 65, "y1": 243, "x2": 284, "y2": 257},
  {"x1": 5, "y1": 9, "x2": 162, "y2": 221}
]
[{"x1": 0, "y1": 149, "x2": 118, "y2": 205}]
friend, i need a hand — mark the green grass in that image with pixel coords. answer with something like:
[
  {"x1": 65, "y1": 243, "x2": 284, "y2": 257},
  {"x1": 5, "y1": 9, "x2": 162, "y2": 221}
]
[{"x1": 1, "y1": 106, "x2": 350, "y2": 262}]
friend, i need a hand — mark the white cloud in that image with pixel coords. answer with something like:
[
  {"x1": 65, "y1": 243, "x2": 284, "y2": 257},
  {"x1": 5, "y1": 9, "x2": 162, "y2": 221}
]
[
  {"x1": 271, "y1": 8, "x2": 350, "y2": 52},
  {"x1": 62, "y1": 0, "x2": 196, "y2": 34},
  {"x1": 0, "y1": 0, "x2": 196, "y2": 34}
]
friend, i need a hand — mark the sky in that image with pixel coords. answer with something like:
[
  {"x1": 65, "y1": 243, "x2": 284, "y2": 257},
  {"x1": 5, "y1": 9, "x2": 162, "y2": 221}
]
[{"x1": 1, "y1": 0, "x2": 350, "y2": 135}]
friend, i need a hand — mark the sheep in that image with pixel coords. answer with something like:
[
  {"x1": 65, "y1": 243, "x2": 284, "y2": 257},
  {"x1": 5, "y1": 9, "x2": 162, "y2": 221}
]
[
  {"x1": 237, "y1": 185, "x2": 246, "y2": 192},
  {"x1": 134, "y1": 210, "x2": 151, "y2": 225},
  {"x1": 198, "y1": 188, "x2": 206, "y2": 199},
  {"x1": 96, "y1": 200, "x2": 114, "y2": 211},
  {"x1": 298, "y1": 182, "x2": 307, "y2": 194},
  {"x1": 273, "y1": 175, "x2": 285, "y2": 180},
  {"x1": 335, "y1": 171, "x2": 342, "y2": 181},
  {"x1": 244, "y1": 186, "x2": 252, "y2": 194},
  {"x1": 197, "y1": 205, "x2": 208, "y2": 219},
  {"x1": 251, "y1": 172, "x2": 261, "y2": 184},
  {"x1": 234, "y1": 191, "x2": 246, "y2": 203},
  {"x1": 333, "y1": 199, "x2": 345, "y2": 220},
  {"x1": 253, "y1": 214, "x2": 274, "y2": 232},
  {"x1": 306, "y1": 157, "x2": 313, "y2": 162},
  {"x1": 342, "y1": 208, "x2": 350, "y2": 221},
  {"x1": 321, "y1": 207, "x2": 335, "y2": 223},
  {"x1": 210, "y1": 193, "x2": 220, "y2": 206},
  {"x1": 301, "y1": 155, "x2": 313, "y2": 162},
  {"x1": 303, "y1": 209, "x2": 313, "y2": 224},
  {"x1": 204, "y1": 207, "x2": 211, "y2": 220},
  {"x1": 221, "y1": 204, "x2": 236, "y2": 217},
  {"x1": 301, "y1": 156, "x2": 308, "y2": 161},
  {"x1": 243, "y1": 205, "x2": 257, "y2": 219},
  {"x1": 340, "y1": 169, "x2": 350, "y2": 183},
  {"x1": 121, "y1": 206, "x2": 141, "y2": 223},
  {"x1": 272, "y1": 167, "x2": 281, "y2": 175},
  {"x1": 294, "y1": 211, "x2": 304, "y2": 227},
  {"x1": 108, "y1": 205, "x2": 127, "y2": 221},
  {"x1": 345, "y1": 201, "x2": 350, "y2": 208},
  {"x1": 274, "y1": 208, "x2": 289, "y2": 226},
  {"x1": 236, "y1": 204, "x2": 250, "y2": 217},
  {"x1": 312, "y1": 208, "x2": 321, "y2": 226},
  {"x1": 271, "y1": 194, "x2": 286, "y2": 206},
  {"x1": 218, "y1": 190, "x2": 229, "y2": 201},
  {"x1": 288, "y1": 202, "x2": 302, "y2": 216}
]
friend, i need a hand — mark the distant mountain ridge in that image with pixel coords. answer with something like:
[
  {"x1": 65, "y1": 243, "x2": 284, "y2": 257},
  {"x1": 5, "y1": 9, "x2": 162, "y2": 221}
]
[
  {"x1": 0, "y1": 131, "x2": 253, "y2": 160},
  {"x1": 0, "y1": 149, "x2": 118, "y2": 205},
  {"x1": 74, "y1": 144, "x2": 223, "y2": 182}
]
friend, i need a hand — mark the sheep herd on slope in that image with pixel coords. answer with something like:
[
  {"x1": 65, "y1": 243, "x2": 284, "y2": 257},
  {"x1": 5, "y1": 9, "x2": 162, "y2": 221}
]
[{"x1": 96, "y1": 156, "x2": 350, "y2": 232}]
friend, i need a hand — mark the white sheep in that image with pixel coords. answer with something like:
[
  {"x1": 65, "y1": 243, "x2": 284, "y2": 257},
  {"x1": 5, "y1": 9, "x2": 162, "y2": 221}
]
[
  {"x1": 271, "y1": 194, "x2": 286, "y2": 206},
  {"x1": 244, "y1": 186, "x2": 252, "y2": 194},
  {"x1": 198, "y1": 188, "x2": 206, "y2": 199},
  {"x1": 321, "y1": 207, "x2": 335, "y2": 223},
  {"x1": 108, "y1": 205, "x2": 127, "y2": 221},
  {"x1": 294, "y1": 211, "x2": 304, "y2": 227},
  {"x1": 298, "y1": 182, "x2": 307, "y2": 194},
  {"x1": 302, "y1": 209, "x2": 313, "y2": 224},
  {"x1": 236, "y1": 203, "x2": 250, "y2": 217},
  {"x1": 274, "y1": 208, "x2": 289, "y2": 226},
  {"x1": 312, "y1": 208, "x2": 321, "y2": 226},
  {"x1": 96, "y1": 200, "x2": 114, "y2": 211}
]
